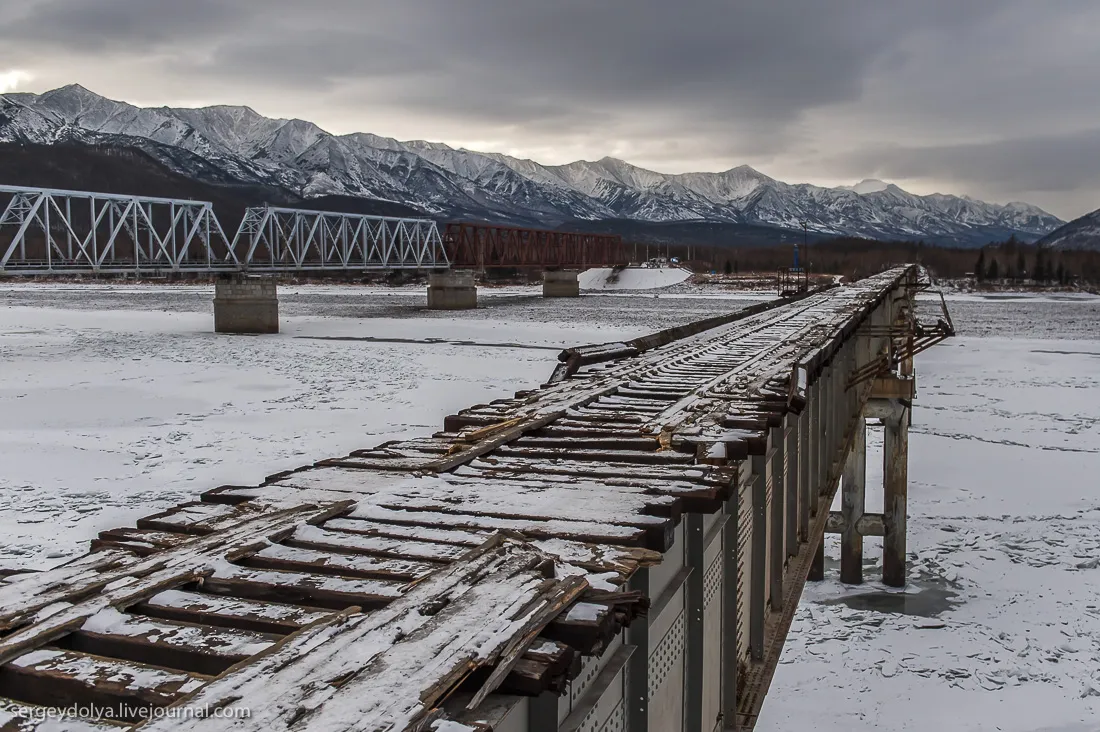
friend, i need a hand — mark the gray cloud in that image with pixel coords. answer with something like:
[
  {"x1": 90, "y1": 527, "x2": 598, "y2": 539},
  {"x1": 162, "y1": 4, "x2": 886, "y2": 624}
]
[{"x1": 0, "y1": 0, "x2": 1097, "y2": 218}]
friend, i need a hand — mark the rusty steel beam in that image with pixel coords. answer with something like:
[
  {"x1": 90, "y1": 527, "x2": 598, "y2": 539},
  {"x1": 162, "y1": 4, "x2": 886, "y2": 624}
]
[{"x1": 443, "y1": 222, "x2": 627, "y2": 270}]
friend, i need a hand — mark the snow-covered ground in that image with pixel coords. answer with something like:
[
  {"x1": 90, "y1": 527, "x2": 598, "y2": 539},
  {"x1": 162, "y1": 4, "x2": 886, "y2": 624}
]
[
  {"x1": 1, "y1": 283, "x2": 1098, "y2": 730},
  {"x1": 579, "y1": 265, "x2": 692, "y2": 290}
]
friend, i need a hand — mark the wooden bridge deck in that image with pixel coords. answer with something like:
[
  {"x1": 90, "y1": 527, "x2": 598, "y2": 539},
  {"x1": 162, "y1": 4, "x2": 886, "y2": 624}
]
[{"x1": 0, "y1": 266, "x2": 935, "y2": 732}]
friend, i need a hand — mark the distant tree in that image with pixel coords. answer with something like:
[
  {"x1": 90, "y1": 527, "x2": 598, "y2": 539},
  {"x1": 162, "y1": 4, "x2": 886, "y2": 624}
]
[
  {"x1": 1034, "y1": 247, "x2": 1048, "y2": 283},
  {"x1": 1017, "y1": 251, "x2": 1028, "y2": 282},
  {"x1": 1057, "y1": 261, "x2": 1067, "y2": 286},
  {"x1": 975, "y1": 248, "x2": 987, "y2": 281},
  {"x1": 987, "y1": 258, "x2": 1000, "y2": 280},
  {"x1": 723, "y1": 259, "x2": 732, "y2": 275}
]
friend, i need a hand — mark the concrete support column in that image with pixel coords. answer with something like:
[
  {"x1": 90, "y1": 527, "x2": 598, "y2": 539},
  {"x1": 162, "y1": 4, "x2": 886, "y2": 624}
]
[
  {"x1": 839, "y1": 417, "x2": 866, "y2": 585},
  {"x1": 542, "y1": 269, "x2": 580, "y2": 298},
  {"x1": 213, "y1": 274, "x2": 279, "y2": 334},
  {"x1": 883, "y1": 405, "x2": 910, "y2": 587},
  {"x1": 427, "y1": 270, "x2": 477, "y2": 310}
]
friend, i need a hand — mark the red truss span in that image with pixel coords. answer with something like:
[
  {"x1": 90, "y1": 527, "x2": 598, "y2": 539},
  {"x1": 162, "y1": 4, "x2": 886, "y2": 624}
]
[{"x1": 443, "y1": 222, "x2": 628, "y2": 269}]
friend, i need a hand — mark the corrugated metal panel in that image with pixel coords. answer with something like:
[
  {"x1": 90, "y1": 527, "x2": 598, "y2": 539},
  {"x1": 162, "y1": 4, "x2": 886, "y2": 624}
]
[
  {"x1": 649, "y1": 608, "x2": 686, "y2": 732},
  {"x1": 574, "y1": 667, "x2": 625, "y2": 732}
]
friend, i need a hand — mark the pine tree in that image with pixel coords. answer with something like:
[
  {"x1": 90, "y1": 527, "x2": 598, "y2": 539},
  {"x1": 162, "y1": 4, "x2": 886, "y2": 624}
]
[
  {"x1": 975, "y1": 248, "x2": 987, "y2": 281},
  {"x1": 1057, "y1": 262, "x2": 1067, "y2": 285},
  {"x1": 988, "y1": 258, "x2": 1000, "y2": 280},
  {"x1": 724, "y1": 259, "x2": 732, "y2": 275},
  {"x1": 1017, "y1": 251, "x2": 1027, "y2": 282}
]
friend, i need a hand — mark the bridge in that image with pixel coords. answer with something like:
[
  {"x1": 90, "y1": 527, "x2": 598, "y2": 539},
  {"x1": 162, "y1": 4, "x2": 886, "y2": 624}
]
[
  {"x1": 0, "y1": 184, "x2": 628, "y2": 330},
  {"x1": 0, "y1": 266, "x2": 954, "y2": 731}
]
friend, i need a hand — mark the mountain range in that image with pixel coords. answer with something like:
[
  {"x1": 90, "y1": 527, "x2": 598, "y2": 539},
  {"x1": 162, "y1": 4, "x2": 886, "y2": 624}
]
[{"x1": 0, "y1": 84, "x2": 1067, "y2": 247}]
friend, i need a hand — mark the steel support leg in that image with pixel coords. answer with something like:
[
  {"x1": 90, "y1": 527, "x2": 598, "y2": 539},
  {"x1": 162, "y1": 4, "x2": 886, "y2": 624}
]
[
  {"x1": 883, "y1": 406, "x2": 910, "y2": 587},
  {"x1": 809, "y1": 535, "x2": 825, "y2": 582},
  {"x1": 840, "y1": 416, "x2": 866, "y2": 585}
]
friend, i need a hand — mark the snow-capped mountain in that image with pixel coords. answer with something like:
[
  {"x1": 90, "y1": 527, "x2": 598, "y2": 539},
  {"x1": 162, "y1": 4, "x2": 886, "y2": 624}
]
[
  {"x1": 1037, "y1": 208, "x2": 1100, "y2": 250},
  {"x1": 0, "y1": 84, "x2": 1064, "y2": 245}
]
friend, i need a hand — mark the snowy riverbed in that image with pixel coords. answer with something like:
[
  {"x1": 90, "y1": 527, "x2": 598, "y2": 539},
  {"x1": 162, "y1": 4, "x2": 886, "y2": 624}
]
[{"x1": 1, "y1": 283, "x2": 1098, "y2": 730}]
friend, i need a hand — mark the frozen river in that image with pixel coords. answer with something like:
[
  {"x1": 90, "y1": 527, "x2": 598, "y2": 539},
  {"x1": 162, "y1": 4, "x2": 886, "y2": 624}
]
[{"x1": 1, "y1": 281, "x2": 1098, "y2": 730}]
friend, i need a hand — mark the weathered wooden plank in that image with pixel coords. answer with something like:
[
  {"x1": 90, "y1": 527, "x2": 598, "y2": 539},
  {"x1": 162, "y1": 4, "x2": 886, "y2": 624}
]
[
  {"x1": 328, "y1": 511, "x2": 649, "y2": 552},
  {"x1": 138, "y1": 540, "x2": 584, "y2": 732},
  {"x1": 135, "y1": 590, "x2": 331, "y2": 635},
  {"x1": 285, "y1": 525, "x2": 467, "y2": 563},
  {"x1": 491, "y1": 446, "x2": 693, "y2": 465},
  {"x1": 0, "y1": 504, "x2": 351, "y2": 663},
  {"x1": 136, "y1": 502, "x2": 242, "y2": 535},
  {"x1": 91, "y1": 528, "x2": 195, "y2": 557}
]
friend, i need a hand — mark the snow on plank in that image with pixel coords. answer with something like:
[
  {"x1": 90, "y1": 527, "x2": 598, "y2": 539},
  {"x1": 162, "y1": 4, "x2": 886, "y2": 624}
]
[
  {"x1": 135, "y1": 590, "x2": 332, "y2": 635},
  {"x1": 287, "y1": 525, "x2": 468, "y2": 563},
  {"x1": 0, "y1": 699, "x2": 122, "y2": 731},
  {"x1": 64, "y1": 607, "x2": 276, "y2": 676},
  {"x1": 202, "y1": 560, "x2": 407, "y2": 611},
  {"x1": 332, "y1": 506, "x2": 649, "y2": 548},
  {"x1": 246, "y1": 543, "x2": 438, "y2": 580},
  {"x1": 0, "y1": 504, "x2": 350, "y2": 665},
  {"x1": 0, "y1": 649, "x2": 206, "y2": 721}
]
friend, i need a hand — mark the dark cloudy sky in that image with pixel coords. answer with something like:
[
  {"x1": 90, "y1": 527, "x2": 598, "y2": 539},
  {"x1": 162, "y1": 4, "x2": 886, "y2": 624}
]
[{"x1": 1, "y1": 0, "x2": 1097, "y2": 219}]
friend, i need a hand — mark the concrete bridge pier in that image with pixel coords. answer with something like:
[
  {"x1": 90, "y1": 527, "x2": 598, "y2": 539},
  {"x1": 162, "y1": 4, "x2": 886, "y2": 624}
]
[
  {"x1": 542, "y1": 270, "x2": 580, "y2": 298},
  {"x1": 427, "y1": 270, "x2": 477, "y2": 310},
  {"x1": 213, "y1": 274, "x2": 279, "y2": 334}
]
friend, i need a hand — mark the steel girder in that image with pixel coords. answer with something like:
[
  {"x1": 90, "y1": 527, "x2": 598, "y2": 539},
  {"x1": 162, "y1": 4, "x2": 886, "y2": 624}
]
[{"x1": 443, "y1": 222, "x2": 627, "y2": 270}]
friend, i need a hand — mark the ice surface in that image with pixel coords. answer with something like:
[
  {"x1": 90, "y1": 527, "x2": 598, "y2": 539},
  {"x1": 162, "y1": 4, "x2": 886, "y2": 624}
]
[
  {"x1": 2, "y1": 283, "x2": 1098, "y2": 729},
  {"x1": 758, "y1": 330, "x2": 1100, "y2": 731}
]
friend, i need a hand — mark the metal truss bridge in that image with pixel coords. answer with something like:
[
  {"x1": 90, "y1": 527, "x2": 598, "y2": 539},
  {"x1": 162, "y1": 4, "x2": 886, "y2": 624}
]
[
  {"x1": 0, "y1": 186, "x2": 632, "y2": 276},
  {"x1": 0, "y1": 185, "x2": 448, "y2": 275}
]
